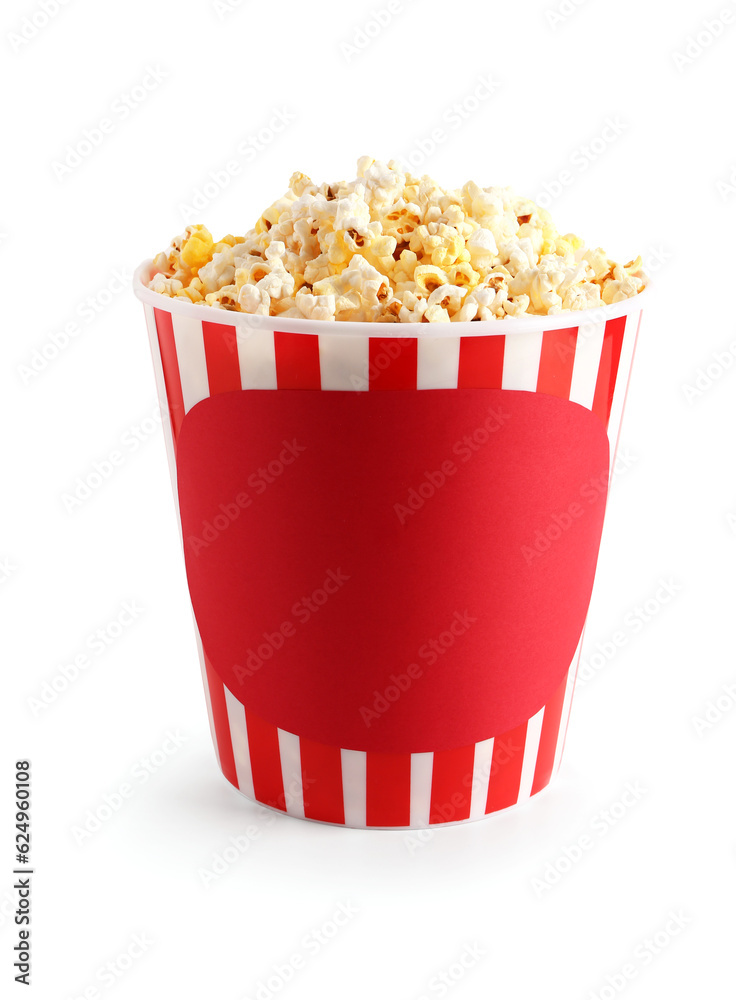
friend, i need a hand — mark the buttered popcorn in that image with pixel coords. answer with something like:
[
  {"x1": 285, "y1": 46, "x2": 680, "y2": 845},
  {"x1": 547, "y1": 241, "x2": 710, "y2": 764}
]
[{"x1": 147, "y1": 157, "x2": 647, "y2": 322}]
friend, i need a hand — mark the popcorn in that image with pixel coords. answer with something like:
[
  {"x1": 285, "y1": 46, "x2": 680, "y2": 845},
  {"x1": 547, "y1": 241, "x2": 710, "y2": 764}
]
[
  {"x1": 413, "y1": 264, "x2": 449, "y2": 297},
  {"x1": 399, "y1": 289, "x2": 429, "y2": 323},
  {"x1": 446, "y1": 262, "x2": 480, "y2": 289},
  {"x1": 423, "y1": 303, "x2": 451, "y2": 323},
  {"x1": 198, "y1": 249, "x2": 236, "y2": 294},
  {"x1": 237, "y1": 284, "x2": 270, "y2": 315},
  {"x1": 150, "y1": 273, "x2": 183, "y2": 296},
  {"x1": 427, "y1": 283, "x2": 468, "y2": 316},
  {"x1": 295, "y1": 290, "x2": 336, "y2": 322},
  {"x1": 410, "y1": 223, "x2": 466, "y2": 269},
  {"x1": 313, "y1": 254, "x2": 391, "y2": 321},
  {"x1": 334, "y1": 190, "x2": 372, "y2": 233},
  {"x1": 461, "y1": 284, "x2": 503, "y2": 322},
  {"x1": 561, "y1": 282, "x2": 602, "y2": 311},
  {"x1": 465, "y1": 228, "x2": 498, "y2": 272},
  {"x1": 179, "y1": 225, "x2": 214, "y2": 273},
  {"x1": 202, "y1": 285, "x2": 237, "y2": 310},
  {"x1": 502, "y1": 294, "x2": 531, "y2": 317},
  {"x1": 602, "y1": 273, "x2": 644, "y2": 304},
  {"x1": 148, "y1": 158, "x2": 646, "y2": 321}
]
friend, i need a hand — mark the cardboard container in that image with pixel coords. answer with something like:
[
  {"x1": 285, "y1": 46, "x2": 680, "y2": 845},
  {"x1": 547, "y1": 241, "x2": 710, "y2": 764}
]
[{"x1": 134, "y1": 260, "x2": 646, "y2": 829}]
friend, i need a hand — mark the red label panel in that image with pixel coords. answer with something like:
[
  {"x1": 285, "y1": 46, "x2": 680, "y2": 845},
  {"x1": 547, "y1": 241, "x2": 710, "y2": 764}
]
[{"x1": 177, "y1": 388, "x2": 609, "y2": 753}]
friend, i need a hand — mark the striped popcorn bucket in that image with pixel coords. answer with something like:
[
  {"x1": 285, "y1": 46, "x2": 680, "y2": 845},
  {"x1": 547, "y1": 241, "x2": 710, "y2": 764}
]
[{"x1": 134, "y1": 261, "x2": 646, "y2": 829}]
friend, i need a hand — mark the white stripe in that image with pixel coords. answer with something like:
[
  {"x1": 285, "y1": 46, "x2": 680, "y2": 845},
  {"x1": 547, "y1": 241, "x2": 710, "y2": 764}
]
[
  {"x1": 517, "y1": 706, "x2": 546, "y2": 801},
  {"x1": 553, "y1": 633, "x2": 586, "y2": 776},
  {"x1": 501, "y1": 330, "x2": 544, "y2": 391},
  {"x1": 340, "y1": 749, "x2": 367, "y2": 828},
  {"x1": 409, "y1": 752, "x2": 434, "y2": 827},
  {"x1": 469, "y1": 737, "x2": 495, "y2": 820},
  {"x1": 417, "y1": 337, "x2": 461, "y2": 389},
  {"x1": 143, "y1": 303, "x2": 180, "y2": 518},
  {"x1": 277, "y1": 730, "x2": 305, "y2": 818},
  {"x1": 171, "y1": 313, "x2": 210, "y2": 412},
  {"x1": 606, "y1": 308, "x2": 641, "y2": 463},
  {"x1": 238, "y1": 327, "x2": 278, "y2": 389},
  {"x1": 568, "y1": 316, "x2": 605, "y2": 410},
  {"x1": 193, "y1": 624, "x2": 221, "y2": 770},
  {"x1": 224, "y1": 685, "x2": 255, "y2": 799},
  {"x1": 319, "y1": 334, "x2": 369, "y2": 390}
]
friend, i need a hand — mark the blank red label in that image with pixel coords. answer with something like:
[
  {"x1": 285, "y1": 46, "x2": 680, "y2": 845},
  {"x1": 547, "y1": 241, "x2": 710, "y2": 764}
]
[{"x1": 176, "y1": 388, "x2": 609, "y2": 753}]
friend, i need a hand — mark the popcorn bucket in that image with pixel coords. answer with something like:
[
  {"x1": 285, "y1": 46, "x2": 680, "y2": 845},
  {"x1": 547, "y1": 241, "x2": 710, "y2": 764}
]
[{"x1": 134, "y1": 261, "x2": 646, "y2": 829}]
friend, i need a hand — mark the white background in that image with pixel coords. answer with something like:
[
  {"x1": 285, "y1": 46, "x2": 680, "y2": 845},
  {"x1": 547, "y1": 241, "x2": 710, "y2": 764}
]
[{"x1": 2, "y1": 0, "x2": 735, "y2": 997}]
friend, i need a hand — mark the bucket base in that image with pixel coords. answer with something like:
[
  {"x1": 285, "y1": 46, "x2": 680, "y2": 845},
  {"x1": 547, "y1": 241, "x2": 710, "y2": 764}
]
[
  {"x1": 202, "y1": 655, "x2": 576, "y2": 831},
  {"x1": 223, "y1": 762, "x2": 558, "y2": 831}
]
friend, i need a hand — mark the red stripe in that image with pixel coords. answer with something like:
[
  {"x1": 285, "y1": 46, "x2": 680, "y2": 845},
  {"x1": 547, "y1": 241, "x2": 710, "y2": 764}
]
[
  {"x1": 274, "y1": 330, "x2": 321, "y2": 389},
  {"x1": 591, "y1": 316, "x2": 626, "y2": 428},
  {"x1": 365, "y1": 752, "x2": 411, "y2": 826},
  {"x1": 530, "y1": 671, "x2": 569, "y2": 796},
  {"x1": 368, "y1": 338, "x2": 418, "y2": 390},
  {"x1": 202, "y1": 321, "x2": 241, "y2": 395},
  {"x1": 299, "y1": 737, "x2": 345, "y2": 825},
  {"x1": 244, "y1": 710, "x2": 286, "y2": 811},
  {"x1": 202, "y1": 655, "x2": 238, "y2": 790},
  {"x1": 457, "y1": 335, "x2": 505, "y2": 388},
  {"x1": 153, "y1": 308, "x2": 186, "y2": 447},
  {"x1": 429, "y1": 745, "x2": 475, "y2": 824},
  {"x1": 485, "y1": 720, "x2": 528, "y2": 814},
  {"x1": 536, "y1": 327, "x2": 578, "y2": 400}
]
